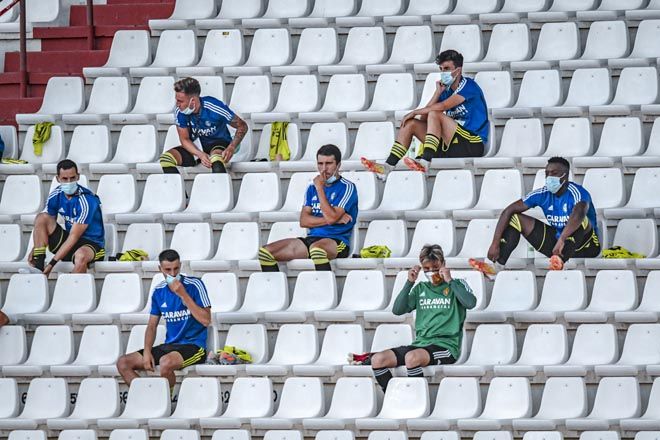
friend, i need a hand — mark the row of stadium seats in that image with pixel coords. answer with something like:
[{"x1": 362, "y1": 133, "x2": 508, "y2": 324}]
[
  {"x1": 4, "y1": 321, "x2": 660, "y2": 377},
  {"x1": 2, "y1": 268, "x2": 660, "y2": 328},
  {"x1": 1, "y1": 375, "x2": 658, "y2": 431},
  {"x1": 83, "y1": 22, "x2": 660, "y2": 82},
  {"x1": 147, "y1": 0, "x2": 660, "y2": 30}
]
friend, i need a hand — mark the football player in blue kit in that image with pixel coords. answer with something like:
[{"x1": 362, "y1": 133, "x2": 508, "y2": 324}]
[
  {"x1": 159, "y1": 77, "x2": 248, "y2": 174},
  {"x1": 28, "y1": 159, "x2": 105, "y2": 274},
  {"x1": 258, "y1": 144, "x2": 358, "y2": 271},
  {"x1": 362, "y1": 49, "x2": 489, "y2": 179},
  {"x1": 484, "y1": 157, "x2": 601, "y2": 272}
]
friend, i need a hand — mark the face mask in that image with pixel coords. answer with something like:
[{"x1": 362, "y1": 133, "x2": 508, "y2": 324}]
[
  {"x1": 166, "y1": 274, "x2": 181, "y2": 284},
  {"x1": 326, "y1": 174, "x2": 338, "y2": 184},
  {"x1": 181, "y1": 98, "x2": 195, "y2": 116},
  {"x1": 60, "y1": 182, "x2": 78, "y2": 195},
  {"x1": 545, "y1": 174, "x2": 566, "y2": 194},
  {"x1": 439, "y1": 69, "x2": 456, "y2": 86},
  {"x1": 425, "y1": 271, "x2": 443, "y2": 285}
]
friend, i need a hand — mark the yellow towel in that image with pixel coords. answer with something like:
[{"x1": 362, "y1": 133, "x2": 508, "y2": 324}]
[
  {"x1": 32, "y1": 122, "x2": 54, "y2": 156},
  {"x1": 360, "y1": 245, "x2": 392, "y2": 258},
  {"x1": 269, "y1": 121, "x2": 290, "y2": 161},
  {"x1": 601, "y1": 246, "x2": 645, "y2": 259}
]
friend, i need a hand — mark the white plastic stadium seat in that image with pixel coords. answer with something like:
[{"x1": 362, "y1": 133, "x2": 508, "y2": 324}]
[
  {"x1": 514, "y1": 271, "x2": 588, "y2": 323},
  {"x1": 315, "y1": 271, "x2": 387, "y2": 321},
  {"x1": 50, "y1": 325, "x2": 122, "y2": 376},
  {"x1": 513, "y1": 377, "x2": 588, "y2": 430},
  {"x1": 621, "y1": 377, "x2": 660, "y2": 430},
  {"x1": 16, "y1": 77, "x2": 85, "y2": 124},
  {"x1": 47, "y1": 378, "x2": 120, "y2": 429},
  {"x1": 95, "y1": 223, "x2": 165, "y2": 272},
  {"x1": 560, "y1": 21, "x2": 629, "y2": 70},
  {"x1": 195, "y1": 0, "x2": 262, "y2": 28},
  {"x1": 251, "y1": 75, "x2": 319, "y2": 123},
  {"x1": 610, "y1": 20, "x2": 660, "y2": 68},
  {"x1": 211, "y1": 172, "x2": 281, "y2": 222},
  {"x1": 343, "y1": 324, "x2": 413, "y2": 375},
  {"x1": 444, "y1": 324, "x2": 517, "y2": 377},
  {"x1": 149, "y1": 0, "x2": 216, "y2": 30},
  {"x1": 0, "y1": 326, "x2": 27, "y2": 367},
  {"x1": 229, "y1": 75, "x2": 272, "y2": 117},
  {"x1": 6, "y1": 432, "x2": 46, "y2": 440},
  {"x1": 544, "y1": 324, "x2": 618, "y2": 376},
  {"x1": 406, "y1": 170, "x2": 476, "y2": 220},
  {"x1": 63, "y1": 77, "x2": 131, "y2": 125},
  {"x1": 437, "y1": 25, "x2": 483, "y2": 62},
  {"x1": 84, "y1": 30, "x2": 151, "y2": 78},
  {"x1": 527, "y1": 0, "x2": 597, "y2": 21},
  {"x1": 360, "y1": 171, "x2": 426, "y2": 220},
  {"x1": 109, "y1": 76, "x2": 175, "y2": 124},
  {"x1": 0, "y1": 125, "x2": 64, "y2": 175},
  {"x1": 494, "y1": 324, "x2": 568, "y2": 376},
  {"x1": 432, "y1": 0, "x2": 499, "y2": 24},
  {"x1": 0, "y1": 224, "x2": 22, "y2": 263},
  {"x1": 294, "y1": 324, "x2": 365, "y2": 377},
  {"x1": 319, "y1": 27, "x2": 386, "y2": 75},
  {"x1": 457, "y1": 377, "x2": 532, "y2": 430},
  {"x1": 595, "y1": 324, "x2": 660, "y2": 376},
  {"x1": 348, "y1": 73, "x2": 415, "y2": 122},
  {"x1": 246, "y1": 324, "x2": 319, "y2": 377},
  {"x1": 224, "y1": 29, "x2": 291, "y2": 76},
  {"x1": 336, "y1": 0, "x2": 403, "y2": 27},
  {"x1": 605, "y1": 168, "x2": 660, "y2": 218},
  {"x1": 511, "y1": 22, "x2": 580, "y2": 71},
  {"x1": 90, "y1": 125, "x2": 157, "y2": 174},
  {"x1": 616, "y1": 271, "x2": 660, "y2": 323},
  {"x1": 259, "y1": 172, "x2": 315, "y2": 222},
  {"x1": 250, "y1": 377, "x2": 324, "y2": 430},
  {"x1": 590, "y1": 67, "x2": 659, "y2": 116},
  {"x1": 574, "y1": 118, "x2": 643, "y2": 168},
  {"x1": 586, "y1": 219, "x2": 657, "y2": 269},
  {"x1": 148, "y1": 377, "x2": 221, "y2": 429},
  {"x1": 288, "y1": 0, "x2": 356, "y2": 27},
  {"x1": 407, "y1": 377, "x2": 481, "y2": 430},
  {"x1": 215, "y1": 272, "x2": 288, "y2": 324},
  {"x1": 565, "y1": 270, "x2": 637, "y2": 322},
  {"x1": 242, "y1": 0, "x2": 309, "y2": 27},
  {"x1": 265, "y1": 272, "x2": 337, "y2": 323},
  {"x1": 367, "y1": 26, "x2": 434, "y2": 74},
  {"x1": 0, "y1": 274, "x2": 49, "y2": 322},
  {"x1": 343, "y1": 122, "x2": 395, "y2": 167},
  {"x1": 0, "y1": 378, "x2": 69, "y2": 429},
  {"x1": 302, "y1": 377, "x2": 376, "y2": 429},
  {"x1": 468, "y1": 271, "x2": 537, "y2": 323},
  {"x1": 22, "y1": 274, "x2": 96, "y2": 325},
  {"x1": 0, "y1": 378, "x2": 19, "y2": 418},
  {"x1": 626, "y1": 0, "x2": 660, "y2": 20},
  {"x1": 337, "y1": 220, "x2": 407, "y2": 270},
  {"x1": 94, "y1": 174, "x2": 138, "y2": 220},
  {"x1": 97, "y1": 378, "x2": 171, "y2": 429},
  {"x1": 106, "y1": 430, "x2": 147, "y2": 440},
  {"x1": 130, "y1": 30, "x2": 197, "y2": 77},
  {"x1": 467, "y1": 24, "x2": 531, "y2": 71},
  {"x1": 492, "y1": 70, "x2": 562, "y2": 118},
  {"x1": 448, "y1": 219, "x2": 527, "y2": 268},
  {"x1": 200, "y1": 378, "x2": 273, "y2": 429},
  {"x1": 521, "y1": 118, "x2": 592, "y2": 168},
  {"x1": 384, "y1": 0, "x2": 452, "y2": 26},
  {"x1": 190, "y1": 222, "x2": 259, "y2": 272},
  {"x1": 475, "y1": 119, "x2": 544, "y2": 169},
  {"x1": 115, "y1": 174, "x2": 184, "y2": 223},
  {"x1": 164, "y1": 174, "x2": 233, "y2": 223},
  {"x1": 1, "y1": 325, "x2": 72, "y2": 376},
  {"x1": 300, "y1": 74, "x2": 367, "y2": 122},
  {"x1": 355, "y1": 378, "x2": 429, "y2": 430},
  {"x1": 177, "y1": 29, "x2": 244, "y2": 76},
  {"x1": 565, "y1": 377, "x2": 640, "y2": 430},
  {"x1": 453, "y1": 169, "x2": 524, "y2": 220},
  {"x1": 200, "y1": 273, "x2": 240, "y2": 313},
  {"x1": 543, "y1": 68, "x2": 611, "y2": 117},
  {"x1": 271, "y1": 28, "x2": 338, "y2": 76},
  {"x1": 385, "y1": 220, "x2": 455, "y2": 269},
  {"x1": 474, "y1": 71, "x2": 514, "y2": 109},
  {"x1": 0, "y1": 175, "x2": 42, "y2": 222},
  {"x1": 577, "y1": 0, "x2": 645, "y2": 21},
  {"x1": 196, "y1": 324, "x2": 268, "y2": 376}
]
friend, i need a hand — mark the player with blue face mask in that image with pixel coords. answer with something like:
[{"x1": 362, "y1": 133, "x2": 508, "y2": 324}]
[
  {"x1": 27, "y1": 159, "x2": 105, "y2": 275},
  {"x1": 474, "y1": 157, "x2": 600, "y2": 274},
  {"x1": 362, "y1": 49, "x2": 489, "y2": 180}
]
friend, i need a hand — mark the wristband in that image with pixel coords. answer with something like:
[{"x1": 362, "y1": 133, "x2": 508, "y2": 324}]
[{"x1": 48, "y1": 258, "x2": 59, "y2": 267}]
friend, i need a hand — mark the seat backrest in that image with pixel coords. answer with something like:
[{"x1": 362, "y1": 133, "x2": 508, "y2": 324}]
[
  {"x1": 544, "y1": 117, "x2": 592, "y2": 157},
  {"x1": 564, "y1": 68, "x2": 611, "y2": 107},
  {"x1": 627, "y1": 168, "x2": 660, "y2": 207},
  {"x1": 568, "y1": 324, "x2": 618, "y2": 364},
  {"x1": 122, "y1": 223, "x2": 165, "y2": 260},
  {"x1": 160, "y1": 431, "x2": 199, "y2": 440},
  {"x1": 172, "y1": 377, "x2": 221, "y2": 418},
  {"x1": 637, "y1": 271, "x2": 660, "y2": 311},
  {"x1": 302, "y1": 123, "x2": 349, "y2": 160},
  {"x1": 199, "y1": 29, "x2": 243, "y2": 67},
  {"x1": 67, "y1": 125, "x2": 110, "y2": 163},
  {"x1": 340, "y1": 27, "x2": 386, "y2": 65},
  {"x1": 233, "y1": 172, "x2": 281, "y2": 212},
  {"x1": 316, "y1": 433, "x2": 354, "y2": 440},
  {"x1": 9, "y1": 433, "x2": 47, "y2": 440},
  {"x1": 618, "y1": 324, "x2": 660, "y2": 364},
  {"x1": 369, "y1": 73, "x2": 415, "y2": 111},
  {"x1": 132, "y1": 76, "x2": 175, "y2": 114},
  {"x1": 338, "y1": 270, "x2": 386, "y2": 311},
  {"x1": 240, "y1": 272, "x2": 289, "y2": 313},
  {"x1": 268, "y1": 324, "x2": 319, "y2": 365},
  {"x1": 613, "y1": 66, "x2": 659, "y2": 105},
  {"x1": 96, "y1": 174, "x2": 138, "y2": 215},
  {"x1": 466, "y1": 324, "x2": 517, "y2": 365},
  {"x1": 214, "y1": 222, "x2": 259, "y2": 260},
  {"x1": 170, "y1": 223, "x2": 213, "y2": 261},
  {"x1": 255, "y1": 123, "x2": 301, "y2": 160},
  {"x1": 430, "y1": 377, "x2": 481, "y2": 419},
  {"x1": 388, "y1": 25, "x2": 434, "y2": 64},
  {"x1": 420, "y1": 434, "x2": 459, "y2": 440},
  {"x1": 517, "y1": 324, "x2": 568, "y2": 365},
  {"x1": 245, "y1": 28, "x2": 291, "y2": 67},
  {"x1": 536, "y1": 270, "x2": 587, "y2": 312},
  {"x1": 362, "y1": 220, "x2": 408, "y2": 257},
  {"x1": 474, "y1": 71, "x2": 513, "y2": 109},
  {"x1": 138, "y1": 174, "x2": 185, "y2": 214},
  {"x1": 20, "y1": 125, "x2": 64, "y2": 164},
  {"x1": 480, "y1": 377, "x2": 532, "y2": 418},
  {"x1": 308, "y1": 0, "x2": 355, "y2": 17},
  {"x1": 225, "y1": 324, "x2": 269, "y2": 363},
  {"x1": 612, "y1": 218, "x2": 658, "y2": 257},
  {"x1": 405, "y1": 219, "x2": 455, "y2": 258},
  {"x1": 26, "y1": 326, "x2": 73, "y2": 366},
  {"x1": 588, "y1": 269, "x2": 638, "y2": 312},
  {"x1": 122, "y1": 377, "x2": 171, "y2": 418},
  {"x1": 535, "y1": 377, "x2": 587, "y2": 418},
  {"x1": 0, "y1": 224, "x2": 22, "y2": 262},
  {"x1": 582, "y1": 168, "x2": 625, "y2": 209},
  {"x1": 483, "y1": 23, "x2": 531, "y2": 62},
  {"x1": 49, "y1": 274, "x2": 96, "y2": 314},
  {"x1": 224, "y1": 378, "x2": 273, "y2": 417},
  {"x1": 630, "y1": 19, "x2": 660, "y2": 57},
  {"x1": 108, "y1": 431, "x2": 147, "y2": 440},
  {"x1": 280, "y1": 172, "x2": 316, "y2": 211},
  {"x1": 212, "y1": 432, "x2": 251, "y2": 440},
  {"x1": 86, "y1": 76, "x2": 131, "y2": 113},
  {"x1": 321, "y1": 74, "x2": 368, "y2": 112},
  {"x1": 378, "y1": 377, "x2": 429, "y2": 418},
  {"x1": 356, "y1": 0, "x2": 402, "y2": 16},
  {"x1": 0, "y1": 175, "x2": 42, "y2": 215},
  {"x1": 439, "y1": 24, "x2": 483, "y2": 62},
  {"x1": 515, "y1": 70, "x2": 561, "y2": 108},
  {"x1": 368, "y1": 434, "x2": 407, "y2": 440},
  {"x1": 582, "y1": 20, "x2": 629, "y2": 60},
  {"x1": 293, "y1": 28, "x2": 338, "y2": 66},
  {"x1": 459, "y1": 219, "x2": 526, "y2": 258},
  {"x1": 486, "y1": 271, "x2": 536, "y2": 312},
  {"x1": 497, "y1": 118, "x2": 545, "y2": 157},
  {"x1": 74, "y1": 325, "x2": 122, "y2": 366},
  {"x1": 452, "y1": 270, "x2": 487, "y2": 310},
  {"x1": 474, "y1": 169, "x2": 524, "y2": 210},
  {"x1": 151, "y1": 29, "x2": 197, "y2": 67},
  {"x1": 261, "y1": 0, "x2": 309, "y2": 18},
  {"x1": 371, "y1": 324, "x2": 413, "y2": 352},
  {"x1": 0, "y1": 326, "x2": 27, "y2": 366},
  {"x1": 2, "y1": 274, "x2": 49, "y2": 315},
  {"x1": 274, "y1": 75, "x2": 319, "y2": 112},
  {"x1": 325, "y1": 377, "x2": 376, "y2": 418},
  {"x1": 0, "y1": 378, "x2": 18, "y2": 418},
  {"x1": 378, "y1": 170, "x2": 426, "y2": 211},
  {"x1": 38, "y1": 76, "x2": 85, "y2": 114},
  {"x1": 523, "y1": 432, "x2": 562, "y2": 440},
  {"x1": 590, "y1": 377, "x2": 640, "y2": 418},
  {"x1": 125, "y1": 325, "x2": 166, "y2": 353},
  {"x1": 427, "y1": 170, "x2": 476, "y2": 210},
  {"x1": 112, "y1": 125, "x2": 157, "y2": 163},
  {"x1": 70, "y1": 378, "x2": 120, "y2": 419},
  {"x1": 289, "y1": 271, "x2": 337, "y2": 311},
  {"x1": 230, "y1": 75, "x2": 272, "y2": 114},
  {"x1": 263, "y1": 432, "x2": 300, "y2": 440},
  {"x1": 201, "y1": 273, "x2": 240, "y2": 313},
  {"x1": 267, "y1": 221, "x2": 307, "y2": 243},
  {"x1": 22, "y1": 378, "x2": 69, "y2": 419},
  {"x1": 341, "y1": 171, "x2": 379, "y2": 210},
  {"x1": 348, "y1": 121, "x2": 394, "y2": 159},
  {"x1": 274, "y1": 377, "x2": 324, "y2": 418},
  {"x1": 316, "y1": 324, "x2": 365, "y2": 364},
  {"x1": 532, "y1": 21, "x2": 579, "y2": 61},
  {"x1": 453, "y1": 0, "x2": 499, "y2": 14},
  {"x1": 167, "y1": 0, "x2": 216, "y2": 19},
  {"x1": 104, "y1": 30, "x2": 151, "y2": 68},
  {"x1": 597, "y1": 0, "x2": 644, "y2": 10},
  {"x1": 185, "y1": 173, "x2": 233, "y2": 214}
]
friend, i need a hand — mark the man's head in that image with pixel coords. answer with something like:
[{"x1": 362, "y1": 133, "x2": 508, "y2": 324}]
[
  {"x1": 316, "y1": 144, "x2": 342, "y2": 183},
  {"x1": 435, "y1": 50, "x2": 464, "y2": 86},
  {"x1": 419, "y1": 244, "x2": 445, "y2": 284},
  {"x1": 56, "y1": 159, "x2": 80, "y2": 195},
  {"x1": 159, "y1": 249, "x2": 181, "y2": 280},
  {"x1": 174, "y1": 77, "x2": 202, "y2": 115},
  {"x1": 545, "y1": 156, "x2": 570, "y2": 194}
]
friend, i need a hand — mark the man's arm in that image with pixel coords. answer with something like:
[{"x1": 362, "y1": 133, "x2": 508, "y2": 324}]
[
  {"x1": 416, "y1": 94, "x2": 465, "y2": 116},
  {"x1": 313, "y1": 178, "x2": 346, "y2": 224},
  {"x1": 392, "y1": 281, "x2": 416, "y2": 316},
  {"x1": 45, "y1": 222, "x2": 88, "y2": 268},
  {"x1": 143, "y1": 314, "x2": 160, "y2": 354},
  {"x1": 450, "y1": 279, "x2": 477, "y2": 309},
  {"x1": 299, "y1": 206, "x2": 330, "y2": 228},
  {"x1": 553, "y1": 201, "x2": 589, "y2": 257},
  {"x1": 176, "y1": 126, "x2": 204, "y2": 158},
  {"x1": 0, "y1": 310, "x2": 9, "y2": 327},
  {"x1": 228, "y1": 114, "x2": 248, "y2": 150},
  {"x1": 171, "y1": 281, "x2": 211, "y2": 327}
]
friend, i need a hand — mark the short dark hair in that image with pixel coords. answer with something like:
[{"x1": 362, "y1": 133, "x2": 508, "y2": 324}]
[
  {"x1": 158, "y1": 249, "x2": 180, "y2": 263},
  {"x1": 547, "y1": 156, "x2": 570, "y2": 172},
  {"x1": 174, "y1": 77, "x2": 201, "y2": 96},
  {"x1": 435, "y1": 49, "x2": 464, "y2": 68},
  {"x1": 56, "y1": 159, "x2": 78, "y2": 175},
  {"x1": 317, "y1": 144, "x2": 342, "y2": 164}
]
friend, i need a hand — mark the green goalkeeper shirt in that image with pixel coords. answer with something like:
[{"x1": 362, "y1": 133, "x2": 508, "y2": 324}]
[{"x1": 392, "y1": 278, "x2": 477, "y2": 359}]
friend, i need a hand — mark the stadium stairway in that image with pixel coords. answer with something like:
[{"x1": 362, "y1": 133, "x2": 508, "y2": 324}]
[{"x1": 0, "y1": 0, "x2": 174, "y2": 125}]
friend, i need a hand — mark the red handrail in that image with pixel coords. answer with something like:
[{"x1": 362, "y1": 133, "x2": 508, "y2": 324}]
[{"x1": 0, "y1": 0, "x2": 20, "y2": 19}]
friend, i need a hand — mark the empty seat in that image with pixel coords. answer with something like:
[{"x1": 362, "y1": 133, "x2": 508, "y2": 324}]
[
  {"x1": 616, "y1": 271, "x2": 660, "y2": 323},
  {"x1": 578, "y1": 117, "x2": 644, "y2": 167},
  {"x1": 444, "y1": 324, "x2": 517, "y2": 377},
  {"x1": 0, "y1": 378, "x2": 69, "y2": 429},
  {"x1": 0, "y1": 125, "x2": 64, "y2": 174},
  {"x1": 521, "y1": 118, "x2": 593, "y2": 168},
  {"x1": 265, "y1": 272, "x2": 337, "y2": 323},
  {"x1": 454, "y1": 169, "x2": 524, "y2": 220},
  {"x1": 246, "y1": 324, "x2": 319, "y2": 376},
  {"x1": 0, "y1": 274, "x2": 49, "y2": 321},
  {"x1": 448, "y1": 219, "x2": 527, "y2": 268},
  {"x1": 47, "y1": 378, "x2": 120, "y2": 429},
  {"x1": 115, "y1": 174, "x2": 185, "y2": 223},
  {"x1": 348, "y1": 73, "x2": 415, "y2": 122},
  {"x1": 468, "y1": 271, "x2": 537, "y2": 323},
  {"x1": 215, "y1": 272, "x2": 288, "y2": 324},
  {"x1": 149, "y1": 0, "x2": 216, "y2": 29},
  {"x1": 252, "y1": 75, "x2": 319, "y2": 123},
  {"x1": 336, "y1": 0, "x2": 403, "y2": 26},
  {"x1": 513, "y1": 377, "x2": 588, "y2": 430},
  {"x1": 511, "y1": 22, "x2": 580, "y2": 71},
  {"x1": 90, "y1": 125, "x2": 157, "y2": 174},
  {"x1": 165, "y1": 222, "x2": 214, "y2": 262},
  {"x1": 16, "y1": 77, "x2": 85, "y2": 124},
  {"x1": 577, "y1": 0, "x2": 645, "y2": 20},
  {"x1": 0, "y1": 378, "x2": 18, "y2": 418},
  {"x1": 475, "y1": 118, "x2": 544, "y2": 169},
  {"x1": 303, "y1": 377, "x2": 376, "y2": 429},
  {"x1": 242, "y1": 0, "x2": 308, "y2": 27},
  {"x1": 626, "y1": 0, "x2": 660, "y2": 19},
  {"x1": 544, "y1": 68, "x2": 612, "y2": 117},
  {"x1": 177, "y1": 29, "x2": 243, "y2": 76},
  {"x1": 565, "y1": 377, "x2": 640, "y2": 429},
  {"x1": 432, "y1": 0, "x2": 499, "y2": 24},
  {"x1": 224, "y1": 29, "x2": 291, "y2": 76},
  {"x1": 0, "y1": 224, "x2": 22, "y2": 263},
  {"x1": 148, "y1": 378, "x2": 221, "y2": 429},
  {"x1": 468, "y1": 24, "x2": 531, "y2": 71},
  {"x1": 109, "y1": 76, "x2": 175, "y2": 124},
  {"x1": 565, "y1": 270, "x2": 638, "y2": 322},
  {"x1": 591, "y1": 67, "x2": 659, "y2": 116},
  {"x1": 130, "y1": 30, "x2": 197, "y2": 77},
  {"x1": 2, "y1": 325, "x2": 73, "y2": 376},
  {"x1": 336, "y1": 220, "x2": 407, "y2": 270},
  {"x1": 406, "y1": 170, "x2": 476, "y2": 220},
  {"x1": 581, "y1": 168, "x2": 626, "y2": 210},
  {"x1": 95, "y1": 174, "x2": 138, "y2": 219},
  {"x1": 50, "y1": 325, "x2": 122, "y2": 376},
  {"x1": 595, "y1": 324, "x2": 660, "y2": 376},
  {"x1": 587, "y1": 219, "x2": 658, "y2": 269},
  {"x1": 300, "y1": 74, "x2": 368, "y2": 122},
  {"x1": 385, "y1": 220, "x2": 456, "y2": 268},
  {"x1": 473, "y1": 71, "x2": 514, "y2": 109},
  {"x1": 492, "y1": 70, "x2": 562, "y2": 118},
  {"x1": 315, "y1": 271, "x2": 387, "y2": 321},
  {"x1": 343, "y1": 121, "x2": 395, "y2": 166},
  {"x1": 367, "y1": 26, "x2": 434, "y2": 74},
  {"x1": 0, "y1": 175, "x2": 42, "y2": 222},
  {"x1": 320, "y1": 26, "x2": 386, "y2": 75},
  {"x1": 355, "y1": 378, "x2": 429, "y2": 430},
  {"x1": 200, "y1": 378, "x2": 273, "y2": 429},
  {"x1": 84, "y1": 30, "x2": 151, "y2": 78},
  {"x1": 293, "y1": 324, "x2": 365, "y2": 377},
  {"x1": 407, "y1": 377, "x2": 481, "y2": 430},
  {"x1": 63, "y1": 77, "x2": 131, "y2": 125},
  {"x1": 494, "y1": 324, "x2": 568, "y2": 376},
  {"x1": 229, "y1": 75, "x2": 272, "y2": 116},
  {"x1": 211, "y1": 173, "x2": 281, "y2": 223},
  {"x1": 528, "y1": 0, "x2": 598, "y2": 21},
  {"x1": 48, "y1": 126, "x2": 111, "y2": 175},
  {"x1": 95, "y1": 223, "x2": 165, "y2": 272},
  {"x1": 259, "y1": 172, "x2": 315, "y2": 222},
  {"x1": 97, "y1": 378, "x2": 171, "y2": 429},
  {"x1": 360, "y1": 171, "x2": 426, "y2": 220},
  {"x1": 271, "y1": 28, "x2": 338, "y2": 76},
  {"x1": 605, "y1": 168, "x2": 660, "y2": 218},
  {"x1": 545, "y1": 324, "x2": 618, "y2": 376},
  {"x1": 106, "y1": 430, "x2": 147, "y2": 440},
  {"x1": 23, "y1": 274, "x2": 96, "y2": 325},
  {"x1": 611, "y1": 20, "x2": 660, "y2": 68},
  {"x1": 164, "y1": 174, "x2": 233, "y2": 222},
  {"x1": 250, "y1": 377, "x2": 325, "y2": 429},
  {"x1": 200, "y1": 273, "x2": 240, "y2": 313},
  {"x1": 437, "y1": 25, "x2": 483, "y2": 63},
  {"x1": 514, "y1": 271, "x2": 588, "y2": 323},
  {"x1": 195, "y1": 0, "x2": 262, "y2": 27},
  {"x1": 190, "y1": 222, "x2": 259, "y2": 272},
  {"x1": 560, "y1": 21, "x2": 629, "y2": 70},
  {"x1": 0, "y1": 326, "x2": 27, "y2": 367},
  {"x1": 623, "y1": 117, "x2": 660, "y2": 168},
  {"x1": 621, "y1": 377, "x2": 660, "y2": 430},
  {"x1": 457, "y1": 377, "x2": 532, "y2": 430}
]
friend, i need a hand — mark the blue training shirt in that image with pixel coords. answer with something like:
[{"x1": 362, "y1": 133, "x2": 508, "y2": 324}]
[
  {"x1": 175, "y1": 96, "x2": 235, "y2": 148},
  {"x1": 523, "y1": 182, "x2": 599, "y2": 239},
  {"x1": 150, "y1": 275, "x2": 211, "y2": 349},
  {"x1": 46, "y1": 185, "x2": 105, "y2": 248},
  {"x1": 438, "y1": 77, "x2": 490, "y2": 143},
  {"x1": 303, "y1": 176, "x2": 359, "y2": 248}
]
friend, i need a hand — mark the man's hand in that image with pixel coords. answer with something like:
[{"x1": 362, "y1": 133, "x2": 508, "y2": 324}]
[
  {"x1": 401, "y1": 110, "x2": 417, "y2": 127},
  {"x1": 169, "y1": 278, "x2": 187, "y2": 297},
  {"x1": 313, "y1": 175, "x2": 326, "y2": 188},
  {"x1": 435, "y1": 80, "x2": 446, "y2": 92},
  {"x1": 408, "y1": 265, "x2": 421, "y2": 283},
  {"x1": 42, "y1": 264, "x2": 53, "y2": 276},
  {"x1": 222, "y1": 145, "x2": 235, "y2": 163},
  {"x1": 27, "y1": 249, "x2": 34, "y2": 267},
  {"x1": 143, "y1": 351, "x2": 155, "y2": 371},
  {"x1": 338, "y1": 213, "x2": 352, "y2": 224},
  {"x1": 197, "y1": 151, "x2": 212, "y2": 168},
  {"x1": 439, "y1": 266, "x2": 452, "y2": 282},
  {"x1": 487, "y1": 241, "x2": 500, "y2": 264},
  {"x1": 553, "y1": 237, "x2": 565, "y2": 257}
]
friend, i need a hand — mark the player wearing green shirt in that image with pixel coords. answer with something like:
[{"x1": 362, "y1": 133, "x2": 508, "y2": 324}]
[{"x1": 371, "y1": 244, "x2": 476, "y2": 391}]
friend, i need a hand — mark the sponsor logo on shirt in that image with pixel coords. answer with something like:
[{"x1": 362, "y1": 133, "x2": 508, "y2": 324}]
[
  {"x1": 419, "y1": 297, "x2": 452, "y2": 309},
  {"x1": 162, "y1": 308, "x2": 191, "y2": 322},
  {"x1": 161, "y1": 302, "x2": 167, "y2": 308},
  {"x1": 443, "y1": 287, "x2": 450, "y2": 296}
]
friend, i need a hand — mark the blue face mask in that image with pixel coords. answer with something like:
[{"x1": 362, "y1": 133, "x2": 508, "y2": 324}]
[
  {"x1": 439, "y1": 70, "x2": 456, "y2": 86},
  {"x1": 326, "y1": 174, "x2": 338, "y2": 184},
  {"x1": 545, "y1": 174, "x2": 566, "y2": 194},
  {"x1": 181, "y1": 98, "x2": 195, "y2": 116},
  {"x1": 166, "y1": 274, "x2": 181, "y2": 284},
  {"x1": 60, "y1": 182, "x2": 78, "y2": 195}
]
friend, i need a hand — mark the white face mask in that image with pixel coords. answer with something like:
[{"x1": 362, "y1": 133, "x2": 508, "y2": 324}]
[
  {"x1": 181, "y1": 98, "x2": 195, "y2": 116},
  {"x1": 326, "y1": 173, "x2": 338, "y2": 184}
]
